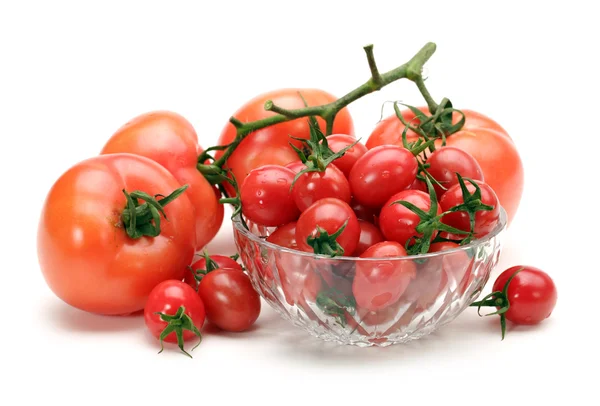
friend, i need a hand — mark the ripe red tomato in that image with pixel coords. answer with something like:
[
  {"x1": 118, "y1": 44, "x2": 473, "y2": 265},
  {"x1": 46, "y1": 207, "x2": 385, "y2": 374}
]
[
  {"x1": 354, "y1": 220, "x2": 384, "y2": 256},
  {"x1": 184, "y1": 254, "x2": 243, "y2": 291},
  {"x1": 425, "y1": 147, "x2": 484, "y2": 197},
  {"x1": 101, "y1": 111, "x2": 223, "y2": 250},
  {"x1": 295, "y1": 198, "x2": 360, "y2": 256},
  {"x1": 349, "y1": 145, "x2": 418, "y2": 208},
  {"x1": 285, "y1": 160, "x2": 305, "y2": 174},
  {"x1": 366, "y1": 107, "x2": 523, "y2": 223},
  {"x1": 240, "y1": 165, "x2": 300, "y2": 227},
  {"x1": 492, "y1": 266, "x2": 557, "y2": 325},
  {"x1": 144, "y1": 280, "x2": 206, "y2": 356},
  {"x1": 439, "y1": 179, "x2": 500, "y2": 236},
  {"x1": 266, "y1": 222, "x2": 298, "y2": 249},
  {"x1": 378, "y1": 190, "x2": 441, "y2": 246},
  {"x1": 350, "y1": 198, "x2": 379, "y2": 223},
  {"x1": 275, "y1": 251, "x2": 315, "y2": 306},
  {"x1": 198, "y1": 269, "x2": 261, "y2": 332},
  {"x1": 38, "y1": 154, "x2": 196, "y2": 315},
  {"x1": 291, "y1": 164, "x2": 351, "y2": 211},
  {"x1": 325, "y1": 134, "x2": 367, "y2": 176},
  {"x1": 409, "y1": 178, "x2": 427, "y2": 193},
  {"x1": 353, "y1": 241, "x2": 416, "y2": 311},
  {"x1": 216, "y1": 89, "x2": 355, "y2": 195}
]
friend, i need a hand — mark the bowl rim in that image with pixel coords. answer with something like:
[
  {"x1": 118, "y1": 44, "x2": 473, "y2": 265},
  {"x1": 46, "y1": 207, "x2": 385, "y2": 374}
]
[{"x1": 232, "y1": 207, "x2": 507, "y2": 261}]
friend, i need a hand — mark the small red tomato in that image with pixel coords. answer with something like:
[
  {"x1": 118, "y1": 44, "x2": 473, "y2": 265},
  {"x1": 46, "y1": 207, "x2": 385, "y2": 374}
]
[
  {"x1": 354, "y1": 220, "x2": 384, "y2": 256},
  {"x1": 291, "y1": 164, "x2": 351, "y2": 211},
  {"x1": 426, "y1": 147, "x2": 484, "y2": 197},
  {"x1": 440, "y1": 179, "x2": 500, "y2": 236},
  {"x1": 326, "y1": 134, "x2": 367, "y2": 176},
  {"x1": 285, "y1": 160, "x2": 305, "y2": 174},
  {"x1": 379, "y1": 190, "x2": 441, "y2": 246},
  {"x1": 353, "y1": 241, "x2": 416, "y2": 311},
  {"x1": 295, "y1": 198, "x2": 360, "y2": 256},
  {"x1": 409, "y1": 178, "x2": 427, "y2": 193},
  {"x1": 349, "y1": 145, "x2": 418, "y2": 208},
  {"x1": 350, "y1": 198, "x2": 379, "y2": 223},
  {"x1": 184, "y1": 254, "x2": 242, "y2": 291},
  {"x1": 144, "y1": 280, "x2": 206, "y2": 357},
  {"x1": 266, "y1": 222, "x2": 298, "y2": 249},
  {"x1": 492, "y1": 266, "x2": 557, "y2": 325},
  {"x1": 198, "y1": 269, "x2": 261, "y2": 332},
  {"x1": 240, "y1": 165, "x2": 300, "y2": 227}
]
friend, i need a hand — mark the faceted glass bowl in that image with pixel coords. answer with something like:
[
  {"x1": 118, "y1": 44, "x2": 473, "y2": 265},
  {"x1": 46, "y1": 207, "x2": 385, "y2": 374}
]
[{"x1": 232, "y1": 209, "x2": 507, "y2": 347}]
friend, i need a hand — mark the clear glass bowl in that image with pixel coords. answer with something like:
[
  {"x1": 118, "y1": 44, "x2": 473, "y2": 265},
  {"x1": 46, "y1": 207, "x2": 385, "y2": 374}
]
[{"x1": 232, "y1": 209, "x2": 507, "y2": 347}]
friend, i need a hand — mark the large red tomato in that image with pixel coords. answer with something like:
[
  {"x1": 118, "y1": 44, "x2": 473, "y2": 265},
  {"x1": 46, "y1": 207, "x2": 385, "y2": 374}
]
[
  {"x1": 101, "y1": 111, "x2": 223, "y2": 250},
  {"x1": 366, "y1": 107, "x2": 523, "y2": 223},
  {"x1": 216, "y1": 89, "x2": 355, "y2": 195},
  {"x1": 37, "y1": 154, "x2": 196, "y2": 315}
]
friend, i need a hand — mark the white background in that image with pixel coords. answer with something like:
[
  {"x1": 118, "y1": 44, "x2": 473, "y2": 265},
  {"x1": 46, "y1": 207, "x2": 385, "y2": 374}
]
[{"x1": 1, "y1": 1, "x2": 598, "y2": 404}]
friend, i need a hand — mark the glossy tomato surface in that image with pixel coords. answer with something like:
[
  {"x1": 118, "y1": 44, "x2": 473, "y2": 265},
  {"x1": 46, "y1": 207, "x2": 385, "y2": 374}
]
[
  {"x1": 184, "y1": 255, "x2": 243, "y2": 291},
  {"x1": 291, "y1": 164, "x2": 351, "y2": 211},
  {"x1": 326, "y1": 134, "x2": 367, "y2": 176},
  {"x1": 354, "y1": 220, "x2": 384, "y2": 256}
]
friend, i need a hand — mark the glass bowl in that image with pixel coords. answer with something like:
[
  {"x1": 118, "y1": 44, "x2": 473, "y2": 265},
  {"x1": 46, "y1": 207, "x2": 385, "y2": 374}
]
[{"x1": 232, "y1": 209, "x2": 507, "y2": 347}]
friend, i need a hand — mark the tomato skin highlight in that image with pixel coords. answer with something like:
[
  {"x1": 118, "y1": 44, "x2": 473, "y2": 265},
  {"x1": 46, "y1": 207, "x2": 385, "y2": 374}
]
[
  {"x1": 37, "y1": 154, "x2": 196, "y2": 315},
  {"x1": 425, "y1": 147, "x2": 484, "y2": 197},
  {"x1": 354, "y1": 220, "x2": 384, "y2": 256},
  {"x1": 291, "y1": 164, "x2": 351, "y2": 212},
  {"x1": 184, "y1": 255, "x2": 243, "y2": 291},
  {"x1": 144, "y1": 280, "x2": 206, "y2": 344},
  {"x1": 101, "y1": 111, "x2": 223, "y2": 250},
  {"x1": 216, "y1": 88, "x2": 355, "y2": 195},
  {"x1": 492, "y1": 266, "x2": 557, "y2": 325},
  {"x1": 198, "y1": 269, "x2": 261, "y2": 332},
  {"x1": 240, "y1": 165, "x2": 300, "y2": 227},
  {"x1": 349, "y1": 145, "x2": 418, "y2": 208},
  {"x1": 326, "y1": 134, "x2": 367, "y2": 176}
]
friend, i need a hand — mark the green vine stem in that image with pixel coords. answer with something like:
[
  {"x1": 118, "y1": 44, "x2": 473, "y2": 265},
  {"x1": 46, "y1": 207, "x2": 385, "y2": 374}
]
[{"x1": 198, "y1": 42, "x2": 439, "y2": 184}]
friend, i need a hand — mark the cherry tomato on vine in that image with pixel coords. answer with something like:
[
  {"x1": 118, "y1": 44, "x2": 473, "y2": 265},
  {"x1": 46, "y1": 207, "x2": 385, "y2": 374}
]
[
  {"x1": 266, "y1": 222, "x2": 298, "y2": 249},
  {"x1": 291, "y1": 164, "x2": 351, "y2": 211},
  {"x1": 101, "y1": 111, "x2": 223, "y2": 250},
  {"x1": 325, "y1": 134, "x2": 367, "y2": 176},
  {"x1": 296, "y1": 198, "x2": 360, "y2": 256},
  {"x1": 353, "y1": 241, "x2": 416, "y2": 311},
  {"x1": 144, "y1": 280, "x2": 206, "y2": 357},
  {"x1": 216, "y1": 89, "x2": 355, "y2": 196},
  {"x1": 285, "y1": 160, "x2": 305, "y2": 174},
  {"x1": 425, "y1": 147, "x2": 484, "y2": 197},
  {"x1": 409, "y1": 178, "x2": 427, "y2": 193},
  {"x1": 354, "y1": 220, "x2": 384, "y2": 256},
  {"x1": 198, "y1": 269, "x2": 261, "y2": 332},
  {"x1": 349, "y1": 145, "x2": 418, "y2": 208},
  {"x1": 184, "y1": 254, "x2": 242, "y2": 291},
  {"x1": 240, "y1": 165, "x2": 300, "y2": 227}
]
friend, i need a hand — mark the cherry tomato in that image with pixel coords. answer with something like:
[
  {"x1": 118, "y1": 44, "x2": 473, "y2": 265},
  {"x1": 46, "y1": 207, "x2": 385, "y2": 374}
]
[
  {"x1": 266, "y1": 222, "x2": 298, "y2": 249},
  {"x1": 350, "y1": 198, "x2": 379, "y2": 223},
  {"x1": 275, "y1": 251, "x2": 315, "y2": 306},
  {"x1": 492, "y1": 266, "x2": 557, "y2": 325},
  {"x1": 291, "y1": 164, "x2": 351, "y2": 211},
  {"x1": 425, "y1": 147, "x2": 484, "y2": 197},
  {"x1": 101, "y1": 111, "x2": 223, "y2": 250},
  {"x1": 285, "y1": 160, "x2": 305, "y2": 174},
  {"x1": 349, "y1": 145, "x2": 418, "y2": 208},
  {"x1": 295, "y1": 198, "x2": 360, "y2": 256},
  {"x1": 216, "y1": 89, "x2": 354, "y2": 196},
  {"x1": 378, "y1": 190, "x2": 441, "y2": 246},
  {"x1": 38, "y1": 154, "x2": 196, "y2": 315},
  {"x1": 354, "y1": 220, "x2": 384, "y2": 256},
  {"x1": 439, "y1": 179, "x2": 500, "y2": 236},
  {"x1": 240, "y1": 165, "x2": 300, "y2": 227},
  {"x1": 409, "y1": 178, "x2": 427, "y2": 193},
  {"x1": 144, "y1": 280, "x2": 206, "y2": 353},
  {"x1": 184, "y1": 255, "x2": 243, "y2": 291},
  {"x1": 325, "y1": 134, "x2": 367, "y2": 176},
  {"x1": 353, "y1": 241, "x2": 416, "y2": 311},
  {"x1": 198, "y1": 269, "x2": 261, "y2": 332}
]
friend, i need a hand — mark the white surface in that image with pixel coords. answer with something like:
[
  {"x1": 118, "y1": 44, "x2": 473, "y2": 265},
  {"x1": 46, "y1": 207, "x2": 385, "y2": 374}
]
[{"x1": 1, "y1": 1, "x2": 597, "y2": 405}]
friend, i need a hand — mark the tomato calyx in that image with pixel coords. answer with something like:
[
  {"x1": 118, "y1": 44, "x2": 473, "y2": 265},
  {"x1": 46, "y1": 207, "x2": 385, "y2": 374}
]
[
  {"x1": 315, "y1": 286, "x2": 357, "y2": 327},
  {"x1": 155, "y1": 305, "x2": 203, "y2": 358},
  {"x1": 187, "y1": 251, "x2": 220, "y2": 290},
  {"x1": 469, "y1": 267, "x2": 524, "y2": 340},
  {"x1": 306, "y1": 220, "x2": 349, "y2": 257},
  {"x1": 121, "y1": 184, "x2": 189, "y2": 239}
]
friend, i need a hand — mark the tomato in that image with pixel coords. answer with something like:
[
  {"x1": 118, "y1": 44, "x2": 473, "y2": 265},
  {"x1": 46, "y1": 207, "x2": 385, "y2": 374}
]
[
  {"x1": 295, "y1": 198, "x2": 360, "y2": 256},
  {"x1": 352, "y1": 241, "x2": 416, "y2": 311},
  {"x1": 378, "y1": 190, "x2": 441, "y2": 246},
  {"x1": 354, "y1": 220, "x2": 384, "y2": 256},
  {"x1": 349, "y1": 145, "x2": 418, "y2": 208},
  {"x1": 350, "y1": 198, "x2": 379, "y2": 223},
  {"x1": 101, "y1": 111, "x2": 223, "y2": 250},
  {"x1": 291, "y1": 164, "x2": 351, "y2": 211},
  {"x1": 198, "y1": 269, "x2": 261, "y2": 332},
  {"x1": 144, "y1": 280, "x2": 206, "y2": 356},
  {"x1": 216, "y1": 89, "x2": 355, "y2": 195},
  {"x1": 492, "y1": 266, "x2": 557, "y2": 325},
  {"x1": 439, "y1": 179, "x2": 500, "y2": 236},
  {"x1": 275, "y1": 250, "x2": 315, "y2": 305},
  {"x1": 38, "y1": 154, "x2": 196, "y2": 315},
  {"x1": 240, "y1": 165, "x2": 300, "y2": 227},
  {"x1": 285, "y1": 160, "x2": 305, "y2": 174},
  {"x1": 266, "y1": 222, "x2": 298, "y2": 249},
  {"x1": 409, "y1": 178, "x2": 427, "y2": 193},
  {"x1": 325, "y1": 134, "x2": 367, "y2": 176},
  {"x1": 184, "y1": 254, "x2": 242, "y2": 291},
  {"x1": 425, "y1": 147, "x2": 484, "y2": 197},
  {"x1": 366, "y1": 107, "x2": 523, "y2": 223}
]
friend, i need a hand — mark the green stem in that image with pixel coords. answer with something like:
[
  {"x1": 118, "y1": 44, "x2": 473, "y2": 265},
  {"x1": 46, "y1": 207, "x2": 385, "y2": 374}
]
[{"x1": 415, "y1": 76, "x2": 438, "y2": 114}]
